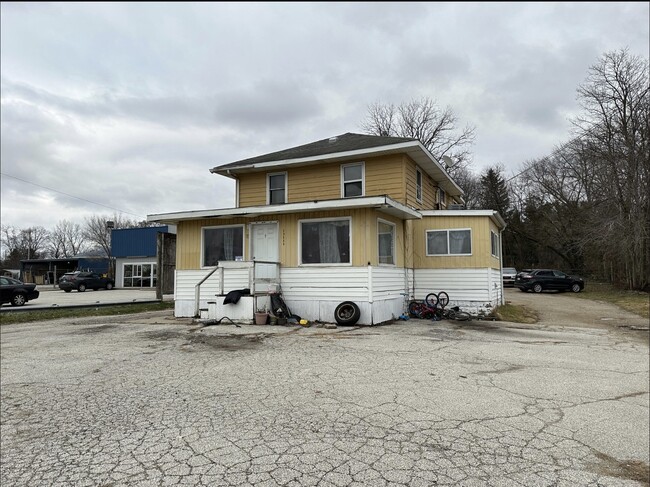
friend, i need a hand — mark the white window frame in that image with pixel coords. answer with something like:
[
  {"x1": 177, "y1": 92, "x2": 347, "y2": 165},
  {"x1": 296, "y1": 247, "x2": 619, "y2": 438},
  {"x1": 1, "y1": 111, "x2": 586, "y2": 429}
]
[
  {"x1": 491, "y1": 231, "x2": 500, "y2": 258},
  {"x1": 377, "y1": 218, "x2": 396, "y2": 266},
  {"x1": 437, "y1": 187, "x2": 446, "y2": 206},
  {"x1": 122, "y1": 262, "x2": 157, "y2": 288},
  {"x1": 416, "y1": 168, "x2": 423, "y2": 202},
  {"x1": 340, "y1": 162, "x2": 365, "y2": 198},
  {"x1": 425, "y1": 228, "x2": 472, "y2": 256},
  {"x1": 201, "y1": 224, "x2": 245, "y2": 268},
  {"x1": 266, "y1": 172, "x2": 287, "y2": 205},
  {"x1": 298, "y1": 216, "x2": 352, "y2": 266}
]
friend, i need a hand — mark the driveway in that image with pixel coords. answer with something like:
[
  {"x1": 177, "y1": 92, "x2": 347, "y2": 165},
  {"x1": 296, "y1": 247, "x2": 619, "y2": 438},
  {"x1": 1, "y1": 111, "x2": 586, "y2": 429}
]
[{"x1": 1, "y1": 292, "x2": 648, "y2": 486}]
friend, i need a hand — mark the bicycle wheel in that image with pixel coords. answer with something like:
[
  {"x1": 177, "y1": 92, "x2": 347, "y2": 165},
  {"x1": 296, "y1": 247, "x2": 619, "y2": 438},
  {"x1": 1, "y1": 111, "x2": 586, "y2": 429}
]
[
  {"x1": 424, "y1": 293, "x2": 438, "y2": 307},
  {"x1": 408, "y1": 301, "x2": 425, "y2": 318},
  {"x1": 437, "y1": 292, "x2": 449, "y2": 308}
]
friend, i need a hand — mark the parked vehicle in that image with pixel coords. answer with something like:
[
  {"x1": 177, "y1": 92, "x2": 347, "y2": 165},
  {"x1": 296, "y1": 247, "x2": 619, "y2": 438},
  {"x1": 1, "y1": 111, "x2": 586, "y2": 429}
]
[
  {"x1": 502, "y1": 267, "x2": 518, "y2": 287},
  {"x1": 514, "y1": 269, "x2": 585, "y2": 293},
  {"x1": 0, "y1": 276, "x2": 40, "y2": 306},
  {"x1": 58, "y1": 272, "x2": 115, "y2": 293}
]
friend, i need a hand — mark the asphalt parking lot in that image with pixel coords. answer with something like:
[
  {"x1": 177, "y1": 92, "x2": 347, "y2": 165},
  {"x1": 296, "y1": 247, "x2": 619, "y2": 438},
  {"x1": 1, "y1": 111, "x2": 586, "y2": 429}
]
[{"x1": 1, "y1": 290, "x2": 648, "y2": 486}]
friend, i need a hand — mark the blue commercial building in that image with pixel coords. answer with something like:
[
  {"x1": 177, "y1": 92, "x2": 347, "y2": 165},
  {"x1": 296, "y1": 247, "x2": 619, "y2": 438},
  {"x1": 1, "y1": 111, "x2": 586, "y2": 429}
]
[{"x1": 111, "y1": 226, "x2": 175, "y2": 288}]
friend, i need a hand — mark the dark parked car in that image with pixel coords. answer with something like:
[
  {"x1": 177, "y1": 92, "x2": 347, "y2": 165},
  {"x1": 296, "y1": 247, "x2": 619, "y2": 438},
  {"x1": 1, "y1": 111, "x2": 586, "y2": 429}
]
[
  {"x1": 58, "y1": 272, "x2": 115, "y2": 293},
  {"x1": 0, "y1": 276, "x2": 40, "y2": 306},
  {"x1": 502, "y1": 267, "x2": 518, "y2": 287},
  {"x1": 514, "y1": 269, "x2": 585, "y2": 293}
]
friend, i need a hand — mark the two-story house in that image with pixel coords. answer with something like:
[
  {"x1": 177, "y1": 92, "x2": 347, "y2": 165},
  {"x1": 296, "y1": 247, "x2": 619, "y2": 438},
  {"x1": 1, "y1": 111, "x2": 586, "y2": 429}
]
[{"x1": 148, "y1": 133, "x2": 506, "y2": 324}]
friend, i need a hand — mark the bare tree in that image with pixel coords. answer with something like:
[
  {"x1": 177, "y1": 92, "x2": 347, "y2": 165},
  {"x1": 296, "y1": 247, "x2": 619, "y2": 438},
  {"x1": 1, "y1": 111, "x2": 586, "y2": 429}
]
[
  {"x1": 83, "y1": 213, "x2": 138, "y2": 257},
  {"x1": 573, "y1": 49, "x2": 649, "y2": 289},
  {"x1": 49, "y1": 220, "x2": 87, "y2": 258},
  {"x1": 361, "y1": 97, "x2": 476, "y2": 174},
  {"x1": 0, "y1": 225, "x2": 50, "y2": 266}
]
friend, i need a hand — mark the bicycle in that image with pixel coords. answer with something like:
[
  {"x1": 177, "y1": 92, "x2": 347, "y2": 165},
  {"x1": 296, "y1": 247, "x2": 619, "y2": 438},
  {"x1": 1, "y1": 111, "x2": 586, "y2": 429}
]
[{"x1": 408, "y1": 291, "x2": 452, "y2": 321}]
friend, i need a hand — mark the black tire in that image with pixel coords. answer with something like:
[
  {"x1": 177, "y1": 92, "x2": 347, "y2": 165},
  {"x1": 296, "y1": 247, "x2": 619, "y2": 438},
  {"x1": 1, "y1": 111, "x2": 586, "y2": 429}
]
[
  {"x1": 437, "y1": 292, "x2": 449, "y2": 308},
  {"x1": 446, "y1": 309, "x2": 457, "y2": 320},
  {"x1": 334, "y1": 301, "x2": 361, "y2": 326},
  {"x1": 106, "y1": 282, "x2": 113, "y2": 290},
  {"x1": 425, "y1": 293, "x2": 438, "y2": 307},
  {"x1": 64, "y1": 289, "x2": 71, "y2": 293},
  {"x1": 78, "y1": 283, "x2": 87, "y2": 293},
  {"x1": 11, "y1": 293, "x2": 26, "y2": 306},
  {"x1": 533, "y1": 283, "x2": 543, "y2": 293},
  {"x1": 454, "y1": 311, "x2": 471, "y2": 321},
  {"x1": 571, "y1": 283, "x2": 581, "y2": 293}
]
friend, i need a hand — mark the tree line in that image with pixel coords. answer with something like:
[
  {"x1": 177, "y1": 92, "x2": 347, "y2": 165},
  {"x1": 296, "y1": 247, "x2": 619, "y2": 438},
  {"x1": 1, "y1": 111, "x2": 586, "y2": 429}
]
[
  {"x1": 0, "y1": 214, "x2": 156, "y2": 268},
  {"x1": 364, "y1": 49, "x2": 648, "y2": 290}
]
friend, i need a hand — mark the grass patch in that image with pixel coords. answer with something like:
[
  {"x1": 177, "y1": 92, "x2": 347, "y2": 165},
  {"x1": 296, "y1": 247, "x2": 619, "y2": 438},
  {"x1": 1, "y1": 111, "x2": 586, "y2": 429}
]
[
  {"x1": 573, "y1": 281, "x2": 649, "y2": 319},
  {"x1": 0, "y1": 301, "x2": 174, "y2": 325},
  {"x1": 492, "y1": 303, "x2": 538, "y2": 324}
]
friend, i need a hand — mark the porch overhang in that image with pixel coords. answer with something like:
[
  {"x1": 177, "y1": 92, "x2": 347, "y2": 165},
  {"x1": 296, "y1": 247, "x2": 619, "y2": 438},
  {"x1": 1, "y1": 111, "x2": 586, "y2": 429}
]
[
  {"x1": 148, "y1": 196, "x2": 422, "y2": 224},
  {"x1": 419, "y1": 209, "x2": 507, "y2": 229}
]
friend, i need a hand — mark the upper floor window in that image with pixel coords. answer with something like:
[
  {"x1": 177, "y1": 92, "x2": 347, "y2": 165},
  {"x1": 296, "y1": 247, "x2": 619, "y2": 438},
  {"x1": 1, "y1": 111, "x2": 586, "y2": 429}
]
[
  {"x1": 341, "y1": 162, "x2": 364, "y2": 198},
  {"x1": 426, "y1": 228, "x2": 472, "y2": 256},
  {"x1": 267, "y1": 172, "x2": 287, "y2": 204},
  {"x1": 300, "y1": 218, "x2": 351, "y2": 265},
  {"x1": 437, "y1": 188, "x2": 446, "y2": 207},
  {"x1": 416, "y1": 168, "x2": 423, "y2": 202},
  {"x1": 202, "y1": 225, "x2": 244, "y2": 266},
  {"x1": 378, "y1": 219, "x2": 395, "y2": 265}
]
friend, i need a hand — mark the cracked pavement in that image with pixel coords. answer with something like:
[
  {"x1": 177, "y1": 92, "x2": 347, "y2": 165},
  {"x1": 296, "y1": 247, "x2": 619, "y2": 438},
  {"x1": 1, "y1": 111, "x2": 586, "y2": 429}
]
[{"x1": 1, "y1": 290, "x2": 648, "y2": 486}]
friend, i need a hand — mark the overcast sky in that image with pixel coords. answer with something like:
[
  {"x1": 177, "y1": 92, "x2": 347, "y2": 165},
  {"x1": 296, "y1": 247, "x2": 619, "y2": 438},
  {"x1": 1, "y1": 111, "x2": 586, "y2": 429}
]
[{"x1": 1, "y1": 2, "x2": 648, "y2": 231}]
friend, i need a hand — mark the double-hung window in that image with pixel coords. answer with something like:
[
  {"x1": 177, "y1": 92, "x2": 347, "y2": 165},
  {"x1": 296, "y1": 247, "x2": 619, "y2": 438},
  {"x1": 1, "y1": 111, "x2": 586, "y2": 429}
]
[
  {"x1": 268, "y1": 172, "x2": 287, "y2": 204},
  {"x1": 491, "y1": 231, "x2": 499, "y2": 258},
  {"x1": 300, "y1": 218, "x2": 351, "y2": 264},
  {"x1": 378, "y1": 219, "x2": 395, "y2": 265},
  {"x1": 203, "y1": 225, "x2": 244, "y2": 266},
  {"x1": 341, "y1": 163, "x2": 364, "y2": 198},
  {"x1": 416, "y1": 168, "x2": 423, "y2": 202},
  {"x1": 437, "y1": 188, "x2": 446, "y2": 207},
  {"x1": 426, "y1": 229, "x2": 472, "y2": 256}
]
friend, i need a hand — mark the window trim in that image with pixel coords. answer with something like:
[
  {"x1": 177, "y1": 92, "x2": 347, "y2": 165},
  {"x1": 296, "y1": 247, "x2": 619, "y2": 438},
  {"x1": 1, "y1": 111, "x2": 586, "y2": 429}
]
[
  {"x1": 340, "y1": 162, "x2": 365, "y2": 198},
  {"x1": 298, "y1": 216, "x2": 352, "y2": 266},
  {"x1": 122, "y1": 262, "x2": 157, "y2": 288},
  {"x1": 416, "y1": 168, "x2": 423, "y2": 202},
  {"x1": 490, "y1": 231, "x2": 500, "y2": 258},
  {"x1": 201, "y1": 224, "x2": 246, "y2": 268},
  {"x1": 425, "y1": 228, "x2": 473, "y2": 256},
  {"x1": 266, "y1": 172, "x2": 287, "y2": 205},
  {"x1": 377, "y1": 218, "x2": 396, "y2": 266}
]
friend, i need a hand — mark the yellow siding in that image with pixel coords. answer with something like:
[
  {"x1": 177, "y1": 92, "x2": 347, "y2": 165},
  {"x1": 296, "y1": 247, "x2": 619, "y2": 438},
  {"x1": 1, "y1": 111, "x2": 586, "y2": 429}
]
[
  {"x1": 411, "y1": 216, "x2": 498, "y2": 269},
  {"x1": 235, "y1": 154, "x2": 407, "y2": 206},
  {"x1": 404, "y1": 156, "x2": 436, "y2": 210},
  {"x1": 176, "y1": 209, "x2": 405, "y2": 270}
]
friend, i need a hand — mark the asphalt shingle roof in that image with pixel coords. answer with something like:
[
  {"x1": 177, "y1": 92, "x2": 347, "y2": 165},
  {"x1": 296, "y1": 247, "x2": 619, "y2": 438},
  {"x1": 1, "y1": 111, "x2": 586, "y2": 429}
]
[{"x1": 211, "y1": 132, "x2": 417, "y2": 172}]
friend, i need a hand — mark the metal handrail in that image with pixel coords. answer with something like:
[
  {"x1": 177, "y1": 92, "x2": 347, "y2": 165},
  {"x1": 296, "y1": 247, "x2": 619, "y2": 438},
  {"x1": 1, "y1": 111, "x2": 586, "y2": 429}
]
[{"x1": 194, "y1": 264, "x2": 219, "y2": 317}]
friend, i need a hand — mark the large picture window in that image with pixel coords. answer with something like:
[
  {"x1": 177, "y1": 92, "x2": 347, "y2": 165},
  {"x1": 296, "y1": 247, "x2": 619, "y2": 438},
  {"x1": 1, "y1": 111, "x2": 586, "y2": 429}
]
[
  {"x1": 341, "y1": 163, "x2": 364, "y2": 198},
  {"x1": 300, "y1": 218, "x2": 350, "y2": 264},
  {"x1": 203, "y1": 226, "x2": 244, "y2": 266},
  {"x1": 268, "y1": 173, "x2": 286, "y2": 204},
  {"x1": 378, "y1": 220, "x2": 395, "y2": 265},
  {"x1": 123, "y1": 263, "x2": 157, "y2": 288},
  {"x1": 426, "y1": 229, "x2": 472, "y2": 256}
]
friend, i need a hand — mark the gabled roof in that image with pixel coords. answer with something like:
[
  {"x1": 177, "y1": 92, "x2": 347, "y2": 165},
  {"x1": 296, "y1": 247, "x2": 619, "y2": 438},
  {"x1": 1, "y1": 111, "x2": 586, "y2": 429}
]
[
  {"x1": 211, "y1": 133, "x2": 416, "y2": 172},
  {"x1": 210, "y1": 132, "x2": 464, "y2": 198}
]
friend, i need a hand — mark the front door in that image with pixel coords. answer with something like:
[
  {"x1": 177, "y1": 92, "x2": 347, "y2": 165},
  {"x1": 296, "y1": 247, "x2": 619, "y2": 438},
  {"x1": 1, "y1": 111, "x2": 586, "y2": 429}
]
[{"x1": 251, "y1": 223, "x2": 279, "y2": 292}]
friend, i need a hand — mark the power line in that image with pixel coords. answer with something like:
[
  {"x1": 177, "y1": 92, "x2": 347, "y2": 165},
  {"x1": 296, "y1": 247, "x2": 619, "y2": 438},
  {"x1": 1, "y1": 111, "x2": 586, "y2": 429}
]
[{"x1": 0, "y1": 172, "x2": 145, "y2": 218}]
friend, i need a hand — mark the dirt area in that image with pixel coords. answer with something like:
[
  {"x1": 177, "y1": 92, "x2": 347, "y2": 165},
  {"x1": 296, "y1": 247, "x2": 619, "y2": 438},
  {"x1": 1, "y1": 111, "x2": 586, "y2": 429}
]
[{"x1": 504, "y1": 288, "x2": 650, "y2": 343}]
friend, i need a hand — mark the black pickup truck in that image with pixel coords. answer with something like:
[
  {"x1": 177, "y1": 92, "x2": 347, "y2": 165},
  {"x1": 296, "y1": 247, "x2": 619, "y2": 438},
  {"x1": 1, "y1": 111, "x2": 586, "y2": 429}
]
[{"x1": 58, "y1": 272, "x2": 115, "y2": 293}]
